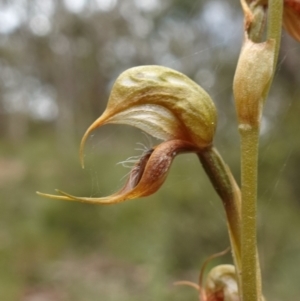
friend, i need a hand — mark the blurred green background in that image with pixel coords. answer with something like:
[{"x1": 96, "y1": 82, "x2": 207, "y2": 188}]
[{"x1": 0, "y1": 0, "x2": 300, "y2": 300}]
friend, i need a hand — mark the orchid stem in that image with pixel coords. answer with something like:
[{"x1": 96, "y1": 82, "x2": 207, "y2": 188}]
[
  {"x1": 198, "y1": 147, "x2": 242, "y2": 293},
  {"x1": 239, "y1": 124, "x2": 260, "y2": 301},
  {"x1": 239, "y1": 2, "x2": 283, "y2": 301},
  {"x1": 264, "y1": 0, "x2": 283, "y2": 99},
  {"x1": 267, "y1": 0, "x2": 283, "y2": 71}
]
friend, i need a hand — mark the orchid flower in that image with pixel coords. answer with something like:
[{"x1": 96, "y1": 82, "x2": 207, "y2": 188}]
[{"x1": 37, "y1": 65, "x2": 217, "y2": 205}]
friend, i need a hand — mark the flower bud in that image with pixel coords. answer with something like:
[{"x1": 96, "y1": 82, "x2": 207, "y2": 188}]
[
  {"x1": 233, "y1": 35, "x2": 275, "y2": 128},
  {"x1": 205, "y1": 265, "x2": 240, "y2": 301}
]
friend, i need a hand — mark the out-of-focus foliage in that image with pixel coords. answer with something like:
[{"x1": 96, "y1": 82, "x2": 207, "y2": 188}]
[{"x1": 0, "y1": 0, "x2": 299, "y2": 300}]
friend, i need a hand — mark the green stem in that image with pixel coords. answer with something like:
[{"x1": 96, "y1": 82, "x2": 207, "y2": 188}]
[
  {"x1": 267, "y1": 0, "x2": 283, "y2": 71},
  {"x1": 240, "y1": 125, "x2": 260, "y2": 301},
  {"x1": 198, "y1": 147, "x2": 242, "y2": 290},
  {"x1": 263, "y1": 0, "x2": 284, "y2": 100},
  {"x1": 238, "y1": 2, "x2": 283, "y2": 301}
]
